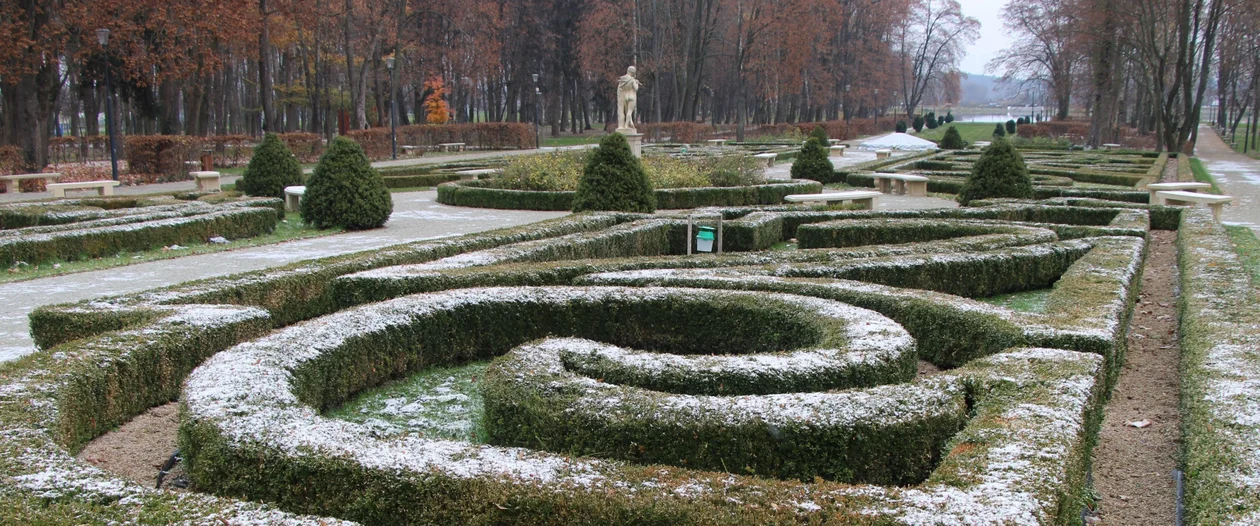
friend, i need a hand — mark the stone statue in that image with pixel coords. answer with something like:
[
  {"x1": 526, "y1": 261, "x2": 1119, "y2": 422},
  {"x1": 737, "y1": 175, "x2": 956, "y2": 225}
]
[{"x1": 616, "y1": 66, "x2": 640, "y2": 132}]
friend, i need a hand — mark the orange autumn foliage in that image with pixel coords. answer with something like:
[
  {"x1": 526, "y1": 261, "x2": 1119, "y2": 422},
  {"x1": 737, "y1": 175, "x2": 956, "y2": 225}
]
[{"x1": 423, "y1": 78, "x2": 452, "y2": 124}]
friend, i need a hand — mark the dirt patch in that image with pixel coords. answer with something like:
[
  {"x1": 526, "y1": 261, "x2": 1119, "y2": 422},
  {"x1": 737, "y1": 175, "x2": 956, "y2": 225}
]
[
  {"x1": 1090, "y1": 231, "x2": 1181, "y2": 524},
  {"x1": 917, "y1": 360, "x2": 943, "y2": 378},
  {"x1": 1163, "y1": 155, "x2": 1180, "y2": 183},
  {"x1": 76, "y1": 401, "x2": 185, "y2": 491}
]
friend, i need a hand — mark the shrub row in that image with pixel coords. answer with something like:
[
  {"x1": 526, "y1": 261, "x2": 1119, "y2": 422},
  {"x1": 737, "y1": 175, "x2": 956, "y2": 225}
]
[
  {"x1": 383, "y1": 173, "x2": 461, "y2": 188},
  {"x1": 435, "y1": 179, "x2": 822, "y2": 210},
  {"x1": 1177, "y1": 208, "x2": 1260, "y2": 525},
  {"x1": 1, "y1": 206, "x2": 280, "y2": 267},
  {"x1": 345, "y1": 123, "x2": 534, "y2": 159}
]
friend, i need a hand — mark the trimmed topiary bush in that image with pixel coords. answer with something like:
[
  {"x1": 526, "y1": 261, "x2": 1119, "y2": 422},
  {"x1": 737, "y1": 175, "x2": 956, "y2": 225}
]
[
  {"x1": 913, "y1": 115, "x2": 925, "y2": 132},
  {"x1": 945, "y1": 112, "x2": 954, "y2": 123},
  {"x1": 238, "y1": 133, "x2": 303, "y2": 198},
  {"x1": 790, "y1": 136, "x2": 835, "y2": 183},
  {"x1": 896, "y1": 121, "x2": 908, "y2": 133},
  {"x1": 939, "y1": 126, "x2": 967, "y2": 150},
  {"x1": 958, "y1": 138, "x2": 1033, "y2": 206},
  {"x1": 1006, "y1": 119, "x2": 1017, "y2": 135},
  {"x1": 993, "y1": 123, "x2": 1007, "y2": 138},
  {"x1": 925, "y1": 112, "x2": 939, "y2": 130},
  {"x1": 571, "y1": 133, "x2": 655, "y2": 213},
  {"x1": 300, "y1": 136, "x2": 393, "y2": 230},
  {"x1": 809, "y1": 125, "x2": 829, "y2": 142},
  {"x1": 938, "y1": 116, "x2": 946, "y2": 127}
]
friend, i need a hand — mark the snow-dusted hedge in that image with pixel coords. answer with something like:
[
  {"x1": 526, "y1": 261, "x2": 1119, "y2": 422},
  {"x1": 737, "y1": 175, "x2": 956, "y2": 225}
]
[
  {"x1": 6, "y1": 202, "x2": 1155, "y2": 524},
  {"x1": 1177, "y1": 208, "x2": 1260, "y2": 525},
  {"x1": 0, "y1": 198, "x2": 284, "y2": 267},
  {"x1": 796, "y1": 219, "x2": 1056, "y2": 249},
  {"x1": 178, "y1": 280, "x2": 1107, "y2": 523},
  {"x1": 435, "y1": 178, "x2": 823, "y2": 211}
]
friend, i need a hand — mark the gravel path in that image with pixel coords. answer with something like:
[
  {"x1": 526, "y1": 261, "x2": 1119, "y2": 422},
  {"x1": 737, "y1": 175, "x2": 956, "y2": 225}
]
[
  {"x1": 0, "y1": 191, "x2": 566, "y2": 362},
  {"x1": 1195, "y1": 125, "x2": 1260, "y2": 234}
]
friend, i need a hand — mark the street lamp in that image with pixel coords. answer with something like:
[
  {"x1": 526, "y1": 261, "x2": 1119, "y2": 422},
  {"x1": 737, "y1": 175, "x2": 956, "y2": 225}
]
[
  {"x1": 96, "y1": 29, "x2": 119, "y2": 182},
  {"x1": 386, "y1": 56, "x2": 397, "y2": 160},
  {"x1": 532, "y1": 73, "x2": 541, "y2": 149},
  {"x1": 843, "y1": 84, "x2": 851, "y2": 125},
  {"x1": 873, "y1": 88, "x2": 879, "y2": 131}
]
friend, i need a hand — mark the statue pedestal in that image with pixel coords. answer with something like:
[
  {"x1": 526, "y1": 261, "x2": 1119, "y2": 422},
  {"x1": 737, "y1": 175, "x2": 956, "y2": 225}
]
[{"x1": 616, "y1": 128, "x2": 643, "y2": 158}]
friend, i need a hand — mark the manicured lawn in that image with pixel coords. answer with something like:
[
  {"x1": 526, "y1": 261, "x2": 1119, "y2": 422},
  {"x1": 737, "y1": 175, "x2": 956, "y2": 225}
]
[
  {"x1": 913, "y1": 122, "x2": 1008, "y2": 144},
  {"x1": 1189, "y1": 158, "x2": 1225, "y2": 194},
  {"x1": 2, "y1": 211, "x2": 341, "y2": 283},
  {"x1": 1223, "y1": 124, "x2": 1260, "y2": 160},
  {"x1": 1226, "y1": 225, "x2": 1260, "y2": 294},
  {"x1": 542, "y1": 134, "x2": 607, "y2": 147},
  {"x1": 327, "y1": 360, "x2": 490, "y2": 443}
]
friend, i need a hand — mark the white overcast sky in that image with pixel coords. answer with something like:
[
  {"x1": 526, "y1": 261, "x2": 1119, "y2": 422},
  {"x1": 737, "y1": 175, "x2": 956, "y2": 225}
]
[{"x1": 959, "y1": 0, "x2": 1015, "y2": 76}]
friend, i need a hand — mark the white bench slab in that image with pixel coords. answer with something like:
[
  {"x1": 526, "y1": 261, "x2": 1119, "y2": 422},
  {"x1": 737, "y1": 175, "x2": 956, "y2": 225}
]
[
  {"x1": 401, "y1": 145, "x2": 421, "y2": 155},
  {"x1": 706, "y1": 139, "x2": 728, "y2": 146},
  {"x1": 784, "y1": 190, "x2": 881, "y2": 209},
  {"x1": 1154, "y1": 190, "x2": 1233, "y2": 221},
  {"x1": 190, "y1": 171, "x2": 221, "y2": 192},
  {"x1": 753, "y1": 153, "x2": 778, "y2": 167},
  {"x1": 871, "y1": 173, "x2": 930, "y2": 197},
  {"x1": 437, "y1": 142, "x2": 466, "y2": 152},
  {"x1": 0, "y1": 172, "x2": 61, "y2": 193},
  {"x1": 47, "y1": 180, "x2": 119, "y2": 198},
  {"x1": 875, "y1": 149, "x2": 892, "y2": 160},
  {"x1": 284, "y1": 185, "x2": 306, "y2": 212},
  {"x1": 829, "y1": 145, "x2": 846, "y2": 158},
  {"x1": 828, "y1": 139, "x2": 842, "y2": 145},
  {"x1": 1101, "y1": 143, "x2": 1122, "y2": 150},
  {"x1": 973, "y1": 141, "x2": 991, "y2": 148},
  {"x1": 456, "y1": 169, "x2": 498, "y2": 180},
  {"x1": 1147, "y1": 182, "x2": 1210, "y2": 203}
]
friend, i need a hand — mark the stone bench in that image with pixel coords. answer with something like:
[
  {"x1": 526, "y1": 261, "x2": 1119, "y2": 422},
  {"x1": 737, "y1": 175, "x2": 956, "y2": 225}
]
[
  {"x1": 1154, "y1": 190, "x2": 1233, "y2": 221},
  {"x1": 706, "y1": 139, "x2": 728, "y2": 146},
  {"x1": 973, "y1": 141, "x2": 992, "y2": 148},
  {"x1": 401, "y1": 145, "x2": 421, "y2": 156},
  {"x1": 284, "y1": 186, "x2": 306, "y2": 212},
  {"x1": 1101, "y1": 143, "x2": 1122, "y2": 150},
  {"x1": 0, "y1": 172, "x2": 61, "y2": 193},
  {"x1": 47, "y1": 180, "x2": 119, "y2": 198},
  {"x1": 829, "y1": 145, "x2": 846, "y2": 158},
  {"x1": 828, "y1": 139, "x2": 842, "y2": 145},
  {"x1": 753, "y1": 153, "x2": 778, "y2": 167},
  {"x1": 875, "y1": 149, "x2": 892, "y2": 160},
  {"x1": 1146, "y1": 182, "x2": 1210, "y2": 203},
  {"x1": 783, "y1": 190, "x2": 881, "y2": 209},
  {"x1": 190, "y1": 171, "x2": 222, "y2": 192},
  {"x1": 456, "y1": 169, "x2": 498, "y2": 181},
  {"x1": 871, "y1": 173, "x2": 930, "y2": 197},
  {"x1": 437, "y1": 142, "x2": 466, "y2": 152}
]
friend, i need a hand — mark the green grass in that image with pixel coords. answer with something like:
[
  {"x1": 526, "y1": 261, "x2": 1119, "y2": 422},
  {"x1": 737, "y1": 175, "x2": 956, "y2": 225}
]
[
  {"x1": 977, "y1": 288, "x2": 1054, "y2": 313},
  {"x1": 1, "y1": 211, "x2": 342, "y2": 284},
  {"x1": 913, "y1": 122, "x2": 1009, "y2": 144},
  {"x1": 1222, "y1": 123, "x2": 1260, "y2": 159},
  {"x1": 327, "y1": 360, "x2": 490, "y2": 443},
  {"x1": 770, "y1": 241, "x2": 798, "y2": 251},
  {"x1": 1189, "y1": 158, "x2": 1225, "y2": 194},
  {"x1": 542, "y1": 134, "x2": 607, "y2": 147},
  {"x1": 1226, "y1": 225, "x2": 1260, "y2": 294},
  {"x1": 388, "y1": 186, "x2": 436, "y2": 193}
]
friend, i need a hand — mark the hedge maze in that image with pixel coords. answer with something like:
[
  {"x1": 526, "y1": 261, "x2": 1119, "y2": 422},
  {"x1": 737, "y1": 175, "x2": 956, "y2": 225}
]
[
  {"x1": 2, "y1": 169, "x2": 1257, "y2": 524},
  {"x1": 0, "y1": 195, "x2": 285, "y2": 267}
]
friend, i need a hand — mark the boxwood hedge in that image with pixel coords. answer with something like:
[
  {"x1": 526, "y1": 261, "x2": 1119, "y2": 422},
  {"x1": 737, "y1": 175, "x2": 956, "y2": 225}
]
[{"x1": 436, "y1": 179, "x2": 823, "y2": 210}]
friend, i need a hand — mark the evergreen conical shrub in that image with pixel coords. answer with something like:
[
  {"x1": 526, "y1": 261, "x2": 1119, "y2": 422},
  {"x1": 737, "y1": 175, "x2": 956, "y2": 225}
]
[
  {"x1": 895, "y1": 121, "x2": 908, "y2": 133},
  {"x1": 924, "y1": 112, "x2": 939, "y2": 130},
  {"x1": 957, "y1": 138, "x2": 1033, "y2": 206},
  {"x1": 1006, "y1": 119, "x2": 1017, "y2": 135},
  {"x1": 913, "y1": 115, "x2": 925, "y2": 132},
  {"x1": 992, "y1": 123, "x2": 1006, "y2": 138},
  {"x1": 239, "y1": 133, "x2": 303, "y2": 198},
  {"x1": 790, "y1": 136, "x2": 835, "y2": 183},
  {"x1": 944, "y1": 112, "x2": 954, "y2": 123},
  {"x1": 571, "y1": 133, "x2": 655, "y2": 213},
  {"x1": 300, "y1": 136, "x2": 393, "y2": 230},
  {"x1": 938, "y1": 126, "x2": 967, "y2": 150},
  {"x1": 809, "y1": 125, "x2": 829, "y2": 142}
]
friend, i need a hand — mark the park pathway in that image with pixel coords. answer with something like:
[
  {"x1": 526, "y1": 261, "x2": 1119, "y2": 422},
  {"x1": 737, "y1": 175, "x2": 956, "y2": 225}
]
[
  {"x1": 1195, "y1": 125, "x2": 1260, "y2": 234},
  {"x1": 0, "y1": 191, "x2": 566, "y2": 362}
]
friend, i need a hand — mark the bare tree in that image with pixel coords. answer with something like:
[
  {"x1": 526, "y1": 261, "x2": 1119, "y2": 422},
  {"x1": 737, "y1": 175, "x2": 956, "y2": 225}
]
[
  {"x1": 895, "y1": 0, "x2": 979, "y2": 120},
  {"x1": 987, "y1": 0, "x2": 1082, "y2": 120}
]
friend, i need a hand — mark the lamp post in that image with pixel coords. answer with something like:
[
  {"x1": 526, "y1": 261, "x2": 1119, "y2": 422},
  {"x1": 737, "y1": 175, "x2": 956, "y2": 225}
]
[
  {"x1": 532, "y1": 73, "x2": 541, "y2": 149},
  {"x1": 843, "y1": 84, "x2": 851, "y2": 126},
  {"x1": 96, "y1": 29, "x2": 119, "y2": 182},
  {"x1": 386, "y1": 56, "x2": 397, "y2": 160},
  {"x1": 873, "y1": 88, "x2": 879, "y2": 131}
]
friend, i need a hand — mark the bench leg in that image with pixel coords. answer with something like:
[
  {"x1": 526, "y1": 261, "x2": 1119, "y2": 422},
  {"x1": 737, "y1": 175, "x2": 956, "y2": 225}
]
[
  {"x1": 855, "y1": 197, "x2": 874, "y2": 210},
  {"x1": 1149, "y1": 191, "x2": 1160, "y2": 205},
  {"x1": 1209, "y1": 203, "x2": 1223, "y2": 222},
  {"x1": 2, "y1": 180, "x2": 16, "y2": 193},
  {"x1": 100, "y1": 185, "x2": 114, "y2": 196},
  {"x1": 894, "y1": 180, "x2": 906, "y2": 196},
  {"x1": 51, "y1": 188, "x2": 66, "y2": 198},
  {"x1": 907, "y1": 181, "x2": 927, "y2": 197}
]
